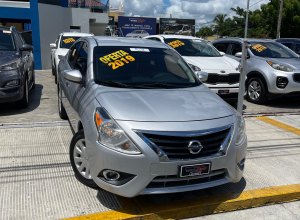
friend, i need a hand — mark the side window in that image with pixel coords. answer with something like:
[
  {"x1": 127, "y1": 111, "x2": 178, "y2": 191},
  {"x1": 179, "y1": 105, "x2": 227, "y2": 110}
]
[
  {"x1": 281, "y1": 43, "x2": 293, "y2": 49},
  {"x1": 214, "y1": 43, "x2": 230, "y2": 53},
  {"x1": 74, "y1": 43, "x2": 88, "y2": 79},
  {"x1": 229, "y1": 44, "x2": 242, "y2": 56},
  {"x1": 68, "y1": 42, "x2": 82, "y2": 69},
  {"x1": 14, "y1": 31, "x2": 24, "y2": 49},
  {"x1": 294, "y1": 44, "x2": 300, "y2": 54}
]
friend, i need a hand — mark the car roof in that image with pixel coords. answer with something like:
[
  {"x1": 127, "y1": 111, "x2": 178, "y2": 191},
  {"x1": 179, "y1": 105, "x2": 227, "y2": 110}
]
[
  {"x1": 147, "y1": 35, "x2": 203, "y2": 40},
  {"x1": 62, "y1": 32, "x2": 93, "y2": 37},
  {"x1": 93, "y1": 36, "x2": 169, "y2": 48},
  {"x1": 212, "y1": 37, "x2": 276, "y2": 43},
  {"x1": 275, "y1": 38, "x2": 300, "y2": 42}
]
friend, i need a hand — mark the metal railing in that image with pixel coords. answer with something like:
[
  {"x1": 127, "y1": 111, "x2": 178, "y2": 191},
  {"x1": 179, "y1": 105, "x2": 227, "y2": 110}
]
[{"x1": 68, "y1": 0, "x2": 108, "y2": 12}]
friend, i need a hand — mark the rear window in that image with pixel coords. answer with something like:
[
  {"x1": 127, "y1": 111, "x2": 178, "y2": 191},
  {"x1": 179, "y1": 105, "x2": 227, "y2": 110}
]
[
  {"x1": 93, "y1": 46, "x2": 200, "y2": 88},
  {"x1": 60, "y1": 36, "x2": 82, "y2": 49},
  {"x1": 0, "y1": 30, "x2": 15, "y2": 51}
]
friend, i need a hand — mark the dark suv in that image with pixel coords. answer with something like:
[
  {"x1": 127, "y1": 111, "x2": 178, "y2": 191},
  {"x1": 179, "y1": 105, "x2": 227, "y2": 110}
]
[
  {"x1": 275, "y1": 38, "x2": 300, "y2": 55},
  {"x1": 0, "y1": 26, "x2": 35, "y2": 108}
]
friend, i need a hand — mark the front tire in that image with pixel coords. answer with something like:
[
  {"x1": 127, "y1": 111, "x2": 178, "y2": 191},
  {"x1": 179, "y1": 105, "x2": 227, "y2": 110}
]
[
  {"x1": 247, "y1": 77, "x2": 267, "y2": 104},
  {"x1": 15, "y1": 76, "x2": 29, "y2": 108},
  {"x1": 70, "y1": 130, "x2": 98, "y2": 188},
  {"x1": 58, "y1": 84, "x2": 68, "y2": 120}
]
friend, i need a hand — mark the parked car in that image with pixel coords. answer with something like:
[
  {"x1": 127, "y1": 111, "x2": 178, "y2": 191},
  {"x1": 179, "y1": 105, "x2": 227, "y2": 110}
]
[
  {"x1": 0, "y1": 26, "x2": 35, "y2": 108},
  {"x1": 50, "y1": 32, "x2": 93, "y2": 84},
  {"x1": 57, "y1": 36, "x2": 247, "y2": 197},
  {"x1": 212, "y1": 38, "x2": 300, "y2": 104},
  {"x1": 125, "y1": 30, "x2": 149, "y2": 38},
  {"x1": 144, "y1": 35, "x2": 241, "y2": 102},
  {"x1": 275, "y1": 38, "x2": 300, "y2": 55},
  {"x1": 163, "y1": 24, "x2": 191, "y2": 36}
]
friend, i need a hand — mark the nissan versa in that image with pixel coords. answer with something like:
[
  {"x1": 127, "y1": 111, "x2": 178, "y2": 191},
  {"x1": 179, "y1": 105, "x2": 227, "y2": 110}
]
[{"x1": 57, "y1": 37, "x2": 247, "y2": 197}]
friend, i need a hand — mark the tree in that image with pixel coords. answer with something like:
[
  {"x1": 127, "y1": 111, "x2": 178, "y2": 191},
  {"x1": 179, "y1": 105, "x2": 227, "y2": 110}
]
[
  {"x1": 212, "y1": 14, "x2": 227, "y2": 35},
  {"x1": 196, "y1": 26, "x2": 213, "y2": 38}
]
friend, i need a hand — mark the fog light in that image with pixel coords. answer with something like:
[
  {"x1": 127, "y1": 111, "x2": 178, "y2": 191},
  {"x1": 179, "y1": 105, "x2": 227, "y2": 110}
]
[
  {"x1": 4, "y1": 80, "x2": 19, "y2": 88},
  {"x1": 103, "y1": 170, "x2": 120, "y2": 181},
  {"x1": 276, "y1": 77, "x2": 288, "y2": 89},
  {"x1": 237, "y1": 158, "x2": 246, "y2": 171}
]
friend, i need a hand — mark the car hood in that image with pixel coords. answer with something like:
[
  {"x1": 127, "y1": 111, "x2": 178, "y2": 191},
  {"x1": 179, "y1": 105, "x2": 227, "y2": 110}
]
[
  {"x1": 268, "y1": 57, "x2": 300, "y2": 70},
  {"x1": 95, "y1": 85, "x2": 234, "y2": 122},
  {"x1": 183, "y1": 56, "x2": 239, "y2": 70},
  {"x1": 0, "y1": 50, "x2": 19, "y2": 66}
]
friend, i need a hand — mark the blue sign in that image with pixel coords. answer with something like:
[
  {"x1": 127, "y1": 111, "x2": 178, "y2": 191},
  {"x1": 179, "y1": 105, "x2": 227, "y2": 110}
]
[{"x1": 118, "y1": 16, "x2": 156, "y2": 38}]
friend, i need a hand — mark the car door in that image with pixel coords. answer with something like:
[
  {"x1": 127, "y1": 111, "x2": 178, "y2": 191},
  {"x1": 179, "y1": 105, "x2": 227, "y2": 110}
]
[
  {"x1": 61, "y1": 41, "x2": 82, "y2": 125},
  {"x1": 62, "y1": 41, "x2": 88, "y2": 132}
]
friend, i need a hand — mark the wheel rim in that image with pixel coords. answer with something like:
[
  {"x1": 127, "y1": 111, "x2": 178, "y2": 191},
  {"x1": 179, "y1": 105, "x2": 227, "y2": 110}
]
[
  {"x1": 248, "y1": 80, "x2": 261, "y2": 101},
  {"x1": 58, "y1": 87, "x2": 62, "y2": 113},
  {"x1": 73, "y1": 139, "x2": 92, "y2": 179}
]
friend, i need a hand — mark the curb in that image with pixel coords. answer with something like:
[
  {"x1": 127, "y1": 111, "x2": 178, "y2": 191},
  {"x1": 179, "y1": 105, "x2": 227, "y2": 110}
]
[{"x1": 62, "y1": 184, "x2": 300, "y2": 220}]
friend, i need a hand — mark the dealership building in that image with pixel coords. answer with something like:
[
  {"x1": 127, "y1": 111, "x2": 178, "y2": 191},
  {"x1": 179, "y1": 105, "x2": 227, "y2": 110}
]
[{"x1": 0, "y1": 0, "x2": 109, "y2": 69}]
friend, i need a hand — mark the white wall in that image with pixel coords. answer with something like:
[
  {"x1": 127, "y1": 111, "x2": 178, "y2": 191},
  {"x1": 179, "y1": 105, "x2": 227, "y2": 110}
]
[
  {"x1": 38, "y1": 3, "x2": 72, "y2": 69},
  {"x1": 89, "y1": 22, "x2": 106, "y2": 36}
]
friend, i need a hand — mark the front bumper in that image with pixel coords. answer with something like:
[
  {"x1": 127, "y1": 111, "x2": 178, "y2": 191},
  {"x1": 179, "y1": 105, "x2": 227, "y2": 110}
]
[
  {"x1": 267, "y1": 71, "x2": 300, "y2": 94},
  {"x1": 0, "y1": 69, "x2": 23, "y2": 103},
  {"x1": 87, "y1": 116, "x2": 247, "y2": 198}
]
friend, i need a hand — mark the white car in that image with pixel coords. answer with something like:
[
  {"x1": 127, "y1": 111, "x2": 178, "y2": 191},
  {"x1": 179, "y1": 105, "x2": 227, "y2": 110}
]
[
  {"x1": 125, "y1": 30, "x2": 149, "y2": 38},
  {"x1": 50, "y1": 32, "x2": 93, "y2": 84},
  {"x1": 144, "y1": 35, "x2": 241, "y2": 102}
]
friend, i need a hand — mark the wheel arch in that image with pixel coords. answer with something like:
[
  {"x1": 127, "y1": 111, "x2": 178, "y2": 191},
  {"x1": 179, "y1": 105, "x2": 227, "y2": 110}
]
[{"x1": 246, "y1": 71, "x2": 269, "y2": 92}]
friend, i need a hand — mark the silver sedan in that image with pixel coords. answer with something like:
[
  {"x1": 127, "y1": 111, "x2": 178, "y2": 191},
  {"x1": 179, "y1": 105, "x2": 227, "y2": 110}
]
[{"x1": 57, "y1": 37, "x2": 247, "y2": 197}]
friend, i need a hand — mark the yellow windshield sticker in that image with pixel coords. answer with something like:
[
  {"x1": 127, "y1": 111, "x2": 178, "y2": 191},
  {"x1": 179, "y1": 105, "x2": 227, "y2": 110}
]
[
  {"x1": 252, "y1": 44, "x2": 267, "y2": 52},
  {"x1": 63, "y1": 38, "x2": 75, "y2": 44},
  {"x1": 3, "y1": 30, "x2": 11, "y2": 34},
  {"x1": 168, "y1": 40, "x2": 185, "y2": 48},
  {"x1": 99, "y1": 50, "x2": 135, "y2": 70}
]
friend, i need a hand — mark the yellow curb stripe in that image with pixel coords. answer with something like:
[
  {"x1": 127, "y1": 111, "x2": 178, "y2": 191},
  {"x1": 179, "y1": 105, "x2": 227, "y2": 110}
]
[
  {"x1": 255, "y1": 116, "x2": 300, "y2": 136},
  {"x1": 62, "y1": 184, "x2": 300, "y2": 220}
]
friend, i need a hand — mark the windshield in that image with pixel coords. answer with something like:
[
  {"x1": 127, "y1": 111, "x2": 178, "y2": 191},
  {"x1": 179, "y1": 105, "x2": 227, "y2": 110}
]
[
  {"x1": 164, "y1": 38, "x2": 221, "y2": 57},
  {"x1": 93, "y1": 46, "x2": 200, "y2": 88},
  {"x1": 0, "y1": 30, "x2": 15, "y2": 51},
  {"x1": 249, "y1": 41, "x2": 298, "y2": 58},
  {"x1": 60, "y1": 36, "x2": 82, "y2": 49}
]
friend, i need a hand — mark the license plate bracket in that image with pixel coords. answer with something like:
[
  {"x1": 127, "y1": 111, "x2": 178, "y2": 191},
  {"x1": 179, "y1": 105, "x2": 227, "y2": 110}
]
[{"x1": 179, "y1": 163, "x2": 211, "y2": 178}]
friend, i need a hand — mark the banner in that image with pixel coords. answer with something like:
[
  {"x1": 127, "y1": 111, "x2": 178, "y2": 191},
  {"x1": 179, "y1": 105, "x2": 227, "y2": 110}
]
[
  {"x1": 118, "y1": 16, "x2": 156, "y2": 38},
  {"x1": 159, "y1": 18, "x2": 195, "y2": 36}
]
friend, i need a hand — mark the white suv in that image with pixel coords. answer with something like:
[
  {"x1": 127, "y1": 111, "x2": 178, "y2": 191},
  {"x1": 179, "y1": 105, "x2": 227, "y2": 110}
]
[
  {"x1": 50, "y1": 32, "x2": 93, "y2": 84},
  {"x1": 144, "y1": 35, "x2": 241, "y2": 102}
]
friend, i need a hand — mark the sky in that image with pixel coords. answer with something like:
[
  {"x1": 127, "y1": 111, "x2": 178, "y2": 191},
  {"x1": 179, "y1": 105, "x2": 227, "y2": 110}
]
[{"x1": 109, "y1": 0, "x2": 270, "y2": 31}]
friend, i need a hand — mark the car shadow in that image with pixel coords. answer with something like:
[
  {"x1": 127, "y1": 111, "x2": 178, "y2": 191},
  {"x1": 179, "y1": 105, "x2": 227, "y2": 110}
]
[
  {"x1": 262, "y1": 96, "x2": 300, "y2": 109},
  {"x1": 0, "y1": 84, "x2": 43, "y2": 117}
]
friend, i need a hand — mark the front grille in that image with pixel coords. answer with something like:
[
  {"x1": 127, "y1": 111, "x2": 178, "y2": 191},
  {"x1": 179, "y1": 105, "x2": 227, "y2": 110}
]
[
  {"x1": 141, "y1": 126, "x2": 231, "y2": 160},
  {"x1": 293, "y1": 73, "x2": 300, "y2": 83},
  {"x1": 206, "y1": 74, "x2": 240, "y2": 85},
  {"x1": 146, "y1": 169, "x2": 226, "y2": 189}
]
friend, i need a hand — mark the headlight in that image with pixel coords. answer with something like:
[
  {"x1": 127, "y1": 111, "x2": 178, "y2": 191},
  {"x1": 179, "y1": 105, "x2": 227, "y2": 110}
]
[
  {"x1": 58, "y1": 55, "x2": 64, "y2": 60},
  {"x1": 267, "y1": 61, "x2": 293, "y2": 72},
  {"x1": 0, "y1": 59, "x2": 20, "y2": 71},
  {"x1": 188, "y1": 63, "x2": 201, "y2": 72},
  {"x1": 94, "y1": 107, "x2": 142, "y2": 155},
  {"x1": 236, "y1": 111, "x2": 246, "y2": 145}
]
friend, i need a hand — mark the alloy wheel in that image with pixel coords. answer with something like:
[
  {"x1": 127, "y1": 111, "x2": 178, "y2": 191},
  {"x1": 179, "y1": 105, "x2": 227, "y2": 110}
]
[
  {"x1": 73, "y1": 139, "x2": 92, "y2": 179},
  {"x1": 248, "y1": 80, "x2": 261, "y2": 101}
]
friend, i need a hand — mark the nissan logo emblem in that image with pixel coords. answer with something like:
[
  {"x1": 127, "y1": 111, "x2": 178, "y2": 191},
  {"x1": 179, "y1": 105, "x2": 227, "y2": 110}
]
[{"x1": 187, "y1": 140, "x2": 203, "y2": 155}]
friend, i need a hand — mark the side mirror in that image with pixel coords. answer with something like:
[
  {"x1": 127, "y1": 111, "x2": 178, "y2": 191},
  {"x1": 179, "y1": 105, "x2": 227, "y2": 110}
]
[
  {"x1": 235, "y1": 52, "x2": 242, "y2": 58},
  {"x1": 196, "y1": 71, "x2": 208, "y2": 82},
  {"x1": 64, "y1": 69, "x2": 83, "y2": 83},
  {"x1": 50, "y1": 43, "x2": 56, "y2": 49},
  {"x1": 219, "y1": 52, "x2": 225, "y2": 56},
  {"x1": 21, "y1": 44, "x2": 34, "y2": 51}
]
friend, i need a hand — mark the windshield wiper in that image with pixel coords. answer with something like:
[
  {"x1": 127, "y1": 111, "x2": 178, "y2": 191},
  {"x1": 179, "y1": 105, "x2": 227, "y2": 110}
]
[
  {"x1": 98, "y1": 81, "x2": 130, "y2": 88},
  {"x1": 139, "y1": 83, "x2": 190, "y2": 88}
]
